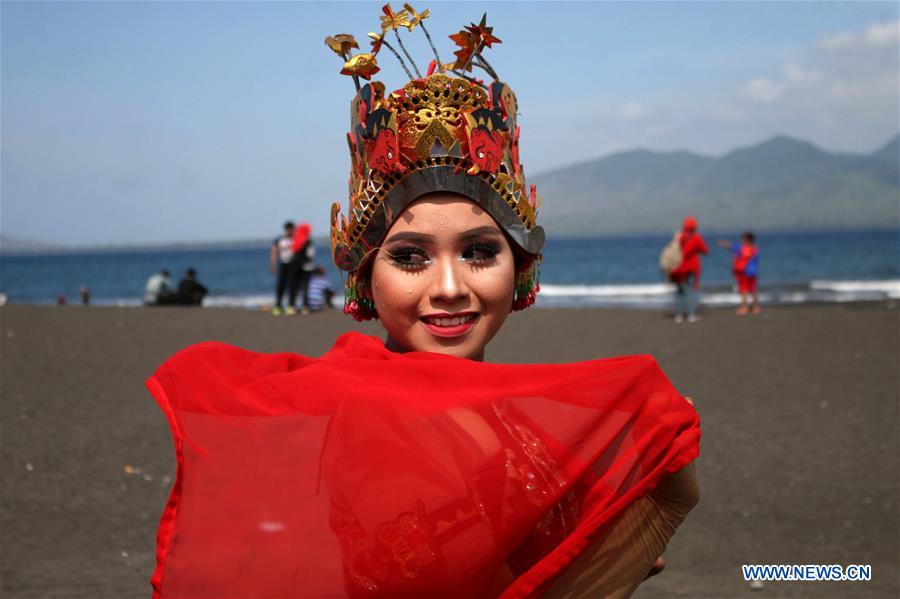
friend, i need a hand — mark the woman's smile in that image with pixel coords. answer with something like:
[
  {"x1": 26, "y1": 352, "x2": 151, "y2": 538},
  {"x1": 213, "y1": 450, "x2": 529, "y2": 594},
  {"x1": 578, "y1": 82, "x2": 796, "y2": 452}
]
[{"x1": 420, "y1": 312, "x2": 480, "y2": 337}]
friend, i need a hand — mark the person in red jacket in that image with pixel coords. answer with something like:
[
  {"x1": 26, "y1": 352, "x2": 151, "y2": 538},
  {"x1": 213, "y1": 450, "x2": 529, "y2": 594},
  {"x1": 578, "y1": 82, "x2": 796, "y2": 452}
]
[
  {"x1": 670, "y1": 216, "x2": 708, "y2": 323},
  {"x1": 717, "y1": 231, "x2": 760, "y2": 315}
]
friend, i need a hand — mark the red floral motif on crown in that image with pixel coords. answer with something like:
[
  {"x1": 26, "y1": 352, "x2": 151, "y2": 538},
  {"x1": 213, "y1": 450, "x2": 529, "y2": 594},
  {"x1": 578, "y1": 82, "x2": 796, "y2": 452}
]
[
  {"x1": 467, "y1": 128, "x2": 504, "y2": 174},
  {"x1": 367, "y1": 125, "x2": 405, "y2": 174}
]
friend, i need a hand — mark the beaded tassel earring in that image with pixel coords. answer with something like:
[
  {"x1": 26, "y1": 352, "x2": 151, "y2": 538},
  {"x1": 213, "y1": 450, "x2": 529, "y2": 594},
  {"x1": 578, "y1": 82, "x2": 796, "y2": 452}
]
[
  {"x1": 343, "y1": 271, "x2": 379, "y2": 321},
  {"x1": 511, "y1": 255, "x2": 542, "y2": 311}
]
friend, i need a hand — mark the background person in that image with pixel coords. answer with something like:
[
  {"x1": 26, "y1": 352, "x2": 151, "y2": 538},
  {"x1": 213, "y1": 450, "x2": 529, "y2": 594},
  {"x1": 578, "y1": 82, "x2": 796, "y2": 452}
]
[
  {"x1": 669, "y1": 216, "x2": 708, "y2": 323},
  {"x1": 305, "y1": 265, "x2": 334, "y2": 312},
  {"x1": 269, "y1": 221, "x2": 296, "y2": 315},
  {"x1": 175, "y1": 268, "x2": 207, "y2": 306},
  {"x1": 717, "y1": 231, "x2": 760, "y2": 315},
  {"x1": 143, "y1": 269, "x2": 174, "y2": 305},
  {"x1": 290, "y1": 222, "x2": 314, "y2": 314}
]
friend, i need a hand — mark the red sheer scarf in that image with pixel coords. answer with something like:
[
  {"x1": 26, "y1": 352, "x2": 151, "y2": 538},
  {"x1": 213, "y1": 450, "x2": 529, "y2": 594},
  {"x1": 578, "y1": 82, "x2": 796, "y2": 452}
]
[{"x1": 147, "y1": 332, "x2": 700, "y2": 598}]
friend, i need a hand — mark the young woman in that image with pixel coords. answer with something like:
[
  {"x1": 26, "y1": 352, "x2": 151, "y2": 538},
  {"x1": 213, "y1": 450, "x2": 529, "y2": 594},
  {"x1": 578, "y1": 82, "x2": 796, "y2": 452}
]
[{"x1": 147, "y1": 7, "x2": 700, "y2": 598}]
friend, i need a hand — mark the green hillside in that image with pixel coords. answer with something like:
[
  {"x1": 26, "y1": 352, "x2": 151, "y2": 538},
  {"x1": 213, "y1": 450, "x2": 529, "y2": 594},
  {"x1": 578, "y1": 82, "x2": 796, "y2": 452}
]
[{"x1": 533, "y1": 134, "x2": 900, "y2": 235}]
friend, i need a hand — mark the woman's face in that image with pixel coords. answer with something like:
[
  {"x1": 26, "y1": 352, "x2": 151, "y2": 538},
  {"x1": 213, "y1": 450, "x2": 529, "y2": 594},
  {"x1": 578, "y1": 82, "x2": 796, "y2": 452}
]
[{"x1": 370, "y1": 193, "x2": 516, "y2": 361}]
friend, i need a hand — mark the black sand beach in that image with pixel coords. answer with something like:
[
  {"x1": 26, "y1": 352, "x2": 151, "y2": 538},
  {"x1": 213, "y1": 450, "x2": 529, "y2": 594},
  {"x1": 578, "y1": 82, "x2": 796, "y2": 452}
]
[{"x1": 1, "y1": 303, "x2": 897, "y2": 598}]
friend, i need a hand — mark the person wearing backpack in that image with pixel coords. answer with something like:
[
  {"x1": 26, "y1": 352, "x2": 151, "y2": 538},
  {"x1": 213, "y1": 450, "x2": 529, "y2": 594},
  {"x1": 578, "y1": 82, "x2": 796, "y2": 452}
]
[
  {"x1": 717, "y1": 231, "x2": 760, "y2": 315},
  {"x1": 668, "y1": 216, "x2": 708, "y2": 323}
]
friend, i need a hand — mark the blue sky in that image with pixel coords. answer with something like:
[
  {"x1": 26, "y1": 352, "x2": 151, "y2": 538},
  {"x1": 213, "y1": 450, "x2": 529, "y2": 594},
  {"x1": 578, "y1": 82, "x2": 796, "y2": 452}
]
[{"x1": 3, "y1": 1, "x2": 898, "y2": 246}]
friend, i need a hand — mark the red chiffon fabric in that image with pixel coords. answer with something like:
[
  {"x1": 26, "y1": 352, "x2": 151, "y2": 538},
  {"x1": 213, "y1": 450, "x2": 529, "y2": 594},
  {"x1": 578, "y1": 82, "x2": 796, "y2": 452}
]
[{"x1": 147, "y1": 332, "x2": 700, "y2": 598}]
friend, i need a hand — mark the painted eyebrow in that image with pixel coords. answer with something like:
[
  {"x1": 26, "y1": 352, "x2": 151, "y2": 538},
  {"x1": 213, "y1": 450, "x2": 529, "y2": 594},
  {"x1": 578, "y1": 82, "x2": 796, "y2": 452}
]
[
  {"x1": 383, "y1": 231, "x2": 433, "y2": 244},
  {"x1": 383, "y1": 226, "x2": 502, "y2": 245},
  {"x1": 458, "y1": 226, "x2": 504, "y2": 241}
]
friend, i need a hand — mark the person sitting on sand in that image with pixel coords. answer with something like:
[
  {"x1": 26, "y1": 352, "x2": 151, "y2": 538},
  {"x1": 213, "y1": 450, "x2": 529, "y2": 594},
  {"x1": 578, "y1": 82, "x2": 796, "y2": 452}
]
[
  {"x1": 305, "y1": 265, "x2": 334, "y2": 312},
  {"x1": 174, "y1": 268, "x2": 207, "y2": 306},
  {"x1": 143, "y1": 269, "x2": 175, "y2": 305},
  {"x1": 146, "y1": 8, "x2": 700, "y2": 598},
  {"x1": 717, "y1": 231, "x2": 760, "y2": 315}
]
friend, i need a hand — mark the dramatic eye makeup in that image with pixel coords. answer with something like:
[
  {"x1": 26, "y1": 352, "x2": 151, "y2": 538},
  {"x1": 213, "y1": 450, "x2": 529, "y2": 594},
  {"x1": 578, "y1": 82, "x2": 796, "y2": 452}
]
[
  {"x1": 458, "y1": 226, "x2": 505, "y2": 264},
  {"x1": 461, "y1": 241, "x2": 502, "y2": 263},
  {"x1": 381, "y1": 226, "x2": 505, "y2": 270}
]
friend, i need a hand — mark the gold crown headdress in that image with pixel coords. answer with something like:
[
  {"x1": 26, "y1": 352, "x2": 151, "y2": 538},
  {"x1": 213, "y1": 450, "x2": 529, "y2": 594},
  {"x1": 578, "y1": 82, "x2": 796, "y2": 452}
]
[{"x1": 327, "y1": 4, "x2": 544, "y2": 319}]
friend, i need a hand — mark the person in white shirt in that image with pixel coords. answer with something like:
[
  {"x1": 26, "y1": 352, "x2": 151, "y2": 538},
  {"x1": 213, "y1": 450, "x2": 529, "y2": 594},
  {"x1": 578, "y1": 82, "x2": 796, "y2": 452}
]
[
  {"x1": 143, "y1": 269, "x2": 174, "y2": 305},
  {"x1": 269, "y1": 221, "x2": 296, "y2": 315}
]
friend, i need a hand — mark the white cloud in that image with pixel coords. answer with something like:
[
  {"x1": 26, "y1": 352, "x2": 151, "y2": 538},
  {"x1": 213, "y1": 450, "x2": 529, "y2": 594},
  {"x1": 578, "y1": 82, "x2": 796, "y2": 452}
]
[
  {"x1": 618, "y1": 102, "x2": 650, "y2": 122},
  {"x1": 825, "y1": 71, "x2": 900, "y2": 99},
  {"x1": 783, "y1": 63, "x2": 821, "y2": 83},
  {"x1": 819, "y1": 19, "x2": 900, "y2": 50},
  {"x1": 741, "y1": 19, "x2": 898, "y2": 107},
  {"x1": 723, "y1": 18, "x2": 899, "y2": 154},
  {"x1": 742, "y1": 78, "x2": 786, "y2": 102}
]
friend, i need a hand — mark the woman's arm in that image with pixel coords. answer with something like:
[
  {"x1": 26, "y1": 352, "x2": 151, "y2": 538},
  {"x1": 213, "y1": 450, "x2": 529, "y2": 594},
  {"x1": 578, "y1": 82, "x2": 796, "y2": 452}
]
[{"x1": 543, "y1": 462, "x2": 699, "y2": 599}]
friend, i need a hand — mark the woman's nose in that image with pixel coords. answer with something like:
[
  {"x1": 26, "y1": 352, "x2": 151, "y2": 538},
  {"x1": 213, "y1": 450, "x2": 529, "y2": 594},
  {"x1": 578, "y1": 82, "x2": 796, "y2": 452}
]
[{"x1": 430, "y1": 257, "x2": 469, "y2": 304}]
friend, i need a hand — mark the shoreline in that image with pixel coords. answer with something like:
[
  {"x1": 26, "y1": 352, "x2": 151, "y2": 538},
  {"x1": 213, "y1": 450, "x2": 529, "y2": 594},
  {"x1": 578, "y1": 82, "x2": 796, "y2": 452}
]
[{"x1": 5, "y1": 282, "x2": 899, "y2": 311}]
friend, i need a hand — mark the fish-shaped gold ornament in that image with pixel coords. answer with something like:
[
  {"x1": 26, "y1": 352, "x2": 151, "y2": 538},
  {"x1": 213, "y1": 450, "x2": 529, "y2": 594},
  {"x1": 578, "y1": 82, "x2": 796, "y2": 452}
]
[{"x1": 341, "y1": 53, "x2": 381, "y2": 80}]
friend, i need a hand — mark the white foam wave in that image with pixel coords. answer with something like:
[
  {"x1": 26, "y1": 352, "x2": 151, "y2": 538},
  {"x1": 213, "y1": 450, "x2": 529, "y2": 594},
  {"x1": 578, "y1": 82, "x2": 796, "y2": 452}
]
[
  {"x1": 539, "y1": 283, "x2": 673, "y2": 297},
  {"x1": 810, "y1": 280, "x2": 900, "y2": 299},
  {"x1": 92, "y1": 298, "x2": 142, "y2": 307},
  {"x1": 201, "y1": 294, "x2": 273, "y2": 309},
  {"x1": 538, "y1": 280, "x2": 900, "y2": 308}
]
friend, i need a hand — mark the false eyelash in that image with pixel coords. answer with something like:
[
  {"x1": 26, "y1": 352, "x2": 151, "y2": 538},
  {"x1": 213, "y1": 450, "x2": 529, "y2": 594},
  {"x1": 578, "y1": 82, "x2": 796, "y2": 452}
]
[
  {"x1": 463, "y1": 242, "x2": 502, "y2": 263},
  {"x1": 384, "y1": 245, "x2": 431, "y2": 270}
]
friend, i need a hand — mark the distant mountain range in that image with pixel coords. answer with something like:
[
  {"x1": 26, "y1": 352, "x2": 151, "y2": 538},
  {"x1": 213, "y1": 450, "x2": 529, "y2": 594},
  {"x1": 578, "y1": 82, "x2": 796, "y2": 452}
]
[
  {"x1": 532, "y1": 134, "x2": 900, "y2": 235},
  {"x1": 3, "y1": 134, "x2": 897, "y2": 254}
]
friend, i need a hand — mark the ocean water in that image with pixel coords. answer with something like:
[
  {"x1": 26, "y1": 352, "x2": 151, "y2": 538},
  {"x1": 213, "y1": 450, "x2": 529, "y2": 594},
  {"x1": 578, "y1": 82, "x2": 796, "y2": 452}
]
[{"x1": 1, "y1": 230, "x2": 898, "y2": 309}]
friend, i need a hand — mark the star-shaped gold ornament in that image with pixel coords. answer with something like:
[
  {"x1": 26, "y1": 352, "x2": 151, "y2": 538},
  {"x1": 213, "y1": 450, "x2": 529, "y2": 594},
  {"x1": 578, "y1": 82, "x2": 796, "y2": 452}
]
[
  {"x1": 379, "y1": 4, "x2": 411, "y2": 33},
  {"x1": 403, "y1": 4, "x2": 430, "y2": 31}
]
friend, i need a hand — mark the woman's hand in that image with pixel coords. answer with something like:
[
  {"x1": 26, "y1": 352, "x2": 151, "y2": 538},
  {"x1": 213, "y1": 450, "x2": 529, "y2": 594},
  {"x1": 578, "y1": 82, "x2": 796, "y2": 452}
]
[{"x1": 645, "y1": 557, "x2": 666, "y2": 580}]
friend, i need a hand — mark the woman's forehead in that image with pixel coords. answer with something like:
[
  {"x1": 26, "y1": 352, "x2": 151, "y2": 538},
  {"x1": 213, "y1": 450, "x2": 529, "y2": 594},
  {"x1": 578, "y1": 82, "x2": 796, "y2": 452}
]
[{"x1": 391, "y1": 194, "x2": 501, "y2": 235}]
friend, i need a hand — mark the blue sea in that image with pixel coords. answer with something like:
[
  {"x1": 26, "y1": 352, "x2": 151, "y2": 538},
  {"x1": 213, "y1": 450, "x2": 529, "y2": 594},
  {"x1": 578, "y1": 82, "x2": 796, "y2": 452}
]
[{"x1": 1, "y1": 230, "x2": 898, "y2": 309}]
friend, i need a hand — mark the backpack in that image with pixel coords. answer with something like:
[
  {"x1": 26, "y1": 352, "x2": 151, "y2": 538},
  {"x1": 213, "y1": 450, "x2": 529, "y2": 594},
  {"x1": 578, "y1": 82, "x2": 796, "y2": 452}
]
[
  {"x1": 659, "y1": 232, "x2": 683, "y2": 275},
  {"x1": 744, "y1": 250, "x2": 759, "y2": 278}
]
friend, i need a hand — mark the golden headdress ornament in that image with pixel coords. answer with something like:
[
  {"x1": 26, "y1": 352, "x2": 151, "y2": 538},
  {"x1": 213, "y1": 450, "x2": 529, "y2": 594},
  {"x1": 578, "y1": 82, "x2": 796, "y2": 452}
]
[{"x1": 325, "y1": 4, "x2": 544, "y2": 319}]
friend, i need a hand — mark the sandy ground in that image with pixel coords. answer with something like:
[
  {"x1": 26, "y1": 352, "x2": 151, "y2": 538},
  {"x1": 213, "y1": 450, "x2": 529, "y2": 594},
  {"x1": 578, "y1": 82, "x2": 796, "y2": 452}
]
[{"x1": 1, "y1": 302, "x2": 897, "y2": 598}]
